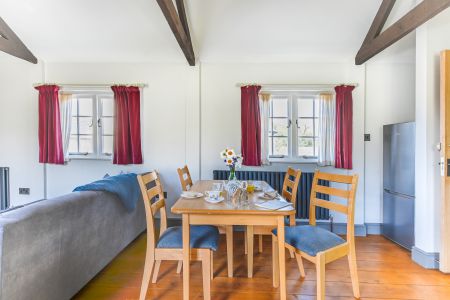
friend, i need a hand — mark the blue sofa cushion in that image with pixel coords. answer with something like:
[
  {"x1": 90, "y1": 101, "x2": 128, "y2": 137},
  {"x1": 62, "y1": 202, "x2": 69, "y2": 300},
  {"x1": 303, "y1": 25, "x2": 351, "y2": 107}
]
[
  {"x1": 272, "y1": 225, "x2": 346, "y2": 256},
  {"x1": 157, "y1": 225, "x2": 219, "y2": 251}
]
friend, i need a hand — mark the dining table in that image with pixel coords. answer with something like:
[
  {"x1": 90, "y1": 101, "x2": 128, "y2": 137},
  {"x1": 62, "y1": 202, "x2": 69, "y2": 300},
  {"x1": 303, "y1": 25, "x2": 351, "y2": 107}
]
[{"x1": 171, "y1": 180, "x2": 296, "y2": 300}]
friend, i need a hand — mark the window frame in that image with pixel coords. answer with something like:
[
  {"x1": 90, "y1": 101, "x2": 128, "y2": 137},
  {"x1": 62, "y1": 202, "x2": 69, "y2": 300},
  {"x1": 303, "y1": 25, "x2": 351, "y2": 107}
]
[
  {"x1": 266, "y1": 91, "x2": 321, "y2": 164},
  {"x1": 68, "y1": 91, "x2": 114, "y2": 161}
]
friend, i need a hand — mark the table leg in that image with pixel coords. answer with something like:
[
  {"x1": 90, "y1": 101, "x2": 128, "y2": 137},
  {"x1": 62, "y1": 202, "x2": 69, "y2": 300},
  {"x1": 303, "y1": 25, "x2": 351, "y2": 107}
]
[
  {"x1": 247, "y1": 225, "x2": 254, "y2": 278},
  {"x1": 277, "y1": 216, "x2": 286, "y2": 300},
  {"x1": 182, "y1": 214, "x2": 190, "y2": 300},
  {"x1": 226, "y1": 225, "x2": 233, "y2": 277}
]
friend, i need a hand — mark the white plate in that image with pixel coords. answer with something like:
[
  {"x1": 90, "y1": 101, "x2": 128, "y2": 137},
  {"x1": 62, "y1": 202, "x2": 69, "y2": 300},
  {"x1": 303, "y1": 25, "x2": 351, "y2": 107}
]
[
  {"x1": 181, "y1": 192, "x2": 203, "y2": 199},
  {"x1": 204, "y1": 196, "x2": 224, "y2": 204}
]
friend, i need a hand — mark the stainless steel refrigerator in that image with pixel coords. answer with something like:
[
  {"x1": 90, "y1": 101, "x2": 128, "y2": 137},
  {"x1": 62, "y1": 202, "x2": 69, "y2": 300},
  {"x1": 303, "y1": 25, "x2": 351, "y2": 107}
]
[{"x1": 382, "y1": 122, "x2": 415, "y2": 250}]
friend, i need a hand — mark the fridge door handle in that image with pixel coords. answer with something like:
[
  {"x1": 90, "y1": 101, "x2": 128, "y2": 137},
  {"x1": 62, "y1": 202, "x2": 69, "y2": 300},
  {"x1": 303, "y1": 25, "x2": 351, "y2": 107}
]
[{"x1": 384, "y1": 188, "x2": 414, "y2": 199}]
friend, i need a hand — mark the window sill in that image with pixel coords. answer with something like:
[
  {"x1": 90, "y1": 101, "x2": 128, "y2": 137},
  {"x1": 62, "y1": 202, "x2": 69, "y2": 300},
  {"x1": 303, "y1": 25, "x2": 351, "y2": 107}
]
[
  {"x1": 68, "y1": 156, "x2": 112, "y2": 161},
  {"x1": 268, "y1": 157, "x2": 318, "y2": 164}
]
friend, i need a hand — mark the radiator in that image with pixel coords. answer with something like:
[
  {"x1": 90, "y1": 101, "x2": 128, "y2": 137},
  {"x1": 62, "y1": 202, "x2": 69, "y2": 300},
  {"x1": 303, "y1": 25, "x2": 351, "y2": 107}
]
[
  {"x1": 213, "y1": 170, "x2": 329, "y2": 220},
  {"x1": 0, "y1": 167, "x2": 10, "y2": 210}
]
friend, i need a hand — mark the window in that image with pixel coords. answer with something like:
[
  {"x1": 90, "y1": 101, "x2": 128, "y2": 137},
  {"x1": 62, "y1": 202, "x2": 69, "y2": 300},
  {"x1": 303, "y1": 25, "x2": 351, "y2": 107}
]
[
  {"x1": 68, "y1": 93, "x2": 114, "y2": 159},
  {"x1": 267, "y1": 92, "x2": 320, "y2": 162}
]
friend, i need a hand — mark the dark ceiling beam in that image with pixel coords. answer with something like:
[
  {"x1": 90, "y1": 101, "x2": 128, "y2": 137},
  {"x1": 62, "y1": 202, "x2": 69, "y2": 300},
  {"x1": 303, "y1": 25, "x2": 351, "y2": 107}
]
[
  {"x1": 157, "y1": 0, "x2": 195, "y2": 66},
  {"x1": 0, "y1": 16, "x2": 37, "y2": 64},
  {"x1": 356, "y1": 0, "x2": 450, "y2": 65},
  {"x1": 361, "y1": 0, "x2": 397, "y2": 46}
]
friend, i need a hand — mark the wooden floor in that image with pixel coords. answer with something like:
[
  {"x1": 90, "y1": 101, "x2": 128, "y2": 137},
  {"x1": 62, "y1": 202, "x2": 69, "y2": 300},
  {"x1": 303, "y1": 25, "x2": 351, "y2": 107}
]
[{"x1": 74, "y1": 233, "x2": 450, "y2": 300}]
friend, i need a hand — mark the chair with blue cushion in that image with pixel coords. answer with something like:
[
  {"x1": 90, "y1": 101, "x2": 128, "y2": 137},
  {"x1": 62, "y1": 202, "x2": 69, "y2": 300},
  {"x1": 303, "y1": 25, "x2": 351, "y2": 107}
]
[
  {"x1": 137, "y1": 171, "x2": 219, "y2": 300},
  {"x1": 272, "y1": 170, "x2": 360, "y2": 300}
]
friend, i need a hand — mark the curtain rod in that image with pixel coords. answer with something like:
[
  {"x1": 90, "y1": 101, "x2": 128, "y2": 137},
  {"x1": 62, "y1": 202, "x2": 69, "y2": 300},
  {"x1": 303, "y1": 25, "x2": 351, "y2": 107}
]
[
  {"x1": 32, "y1": 83, "x2": 148, "y2": 88},
  {"x1": 235, "y1": 83, "x2": 359, "y2": 88}
]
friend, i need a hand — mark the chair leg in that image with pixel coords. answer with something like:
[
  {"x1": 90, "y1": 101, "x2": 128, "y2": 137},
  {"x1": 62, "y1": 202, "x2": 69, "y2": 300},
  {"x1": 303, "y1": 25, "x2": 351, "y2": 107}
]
[
  {"x1": 294, "y1": 252, "x2": 306, "y2": 278},
  {"x1": 176, "y1": 260, "x2": 182, "y2": 274},
  {"x1": 289, "y1": 248, "x2": 295, "y2": 259},
  {"x1": 272, "y1": 235, "x2": 279, "y2": 288},
  {"x1": 348, "y1": 246, "x2": 360, "y2": 298},
  {"x1": 226, "y1": 225, "x2": 233, "y2": 277},
  {"x1": 244, "y1": 230, "x2": 248, "y2": 255},
  {"x1": 151, "y1": 260, "x2": 161, "y2": 283},
  {"x1": 258, "y1": 234, "x2": 263, "y2": 253},
  {"x1": 316, "y1": 253, "x2": 325, "y2": 300},
  {"x1": 139, "y1": 249, "x2": 155, "y2": 300},
  {"x1": 202, "y1": 251, "x2": 212, "y2": 300}
]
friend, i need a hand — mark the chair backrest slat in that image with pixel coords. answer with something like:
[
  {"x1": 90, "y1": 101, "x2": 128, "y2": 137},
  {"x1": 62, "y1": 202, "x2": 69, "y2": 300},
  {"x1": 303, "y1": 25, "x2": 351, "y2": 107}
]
[
  {"x1": 282, "y1": 167, "x2": 301, "y2": 208},
  {"x1": 313, "y1": 198, "x2": 348, "y2": 214},
  {"x1": 177, "y1": 165, "x2": 193, "y2": 191},
  {"x1": 309, "y1": 170, "x2": 358, "y2": 241},
  {"x1": 314, "y1": 185, "x2": 350, "y2": 199},
  {"x1": 137, "y1": 171, "x2": 167, "y2": 250}
]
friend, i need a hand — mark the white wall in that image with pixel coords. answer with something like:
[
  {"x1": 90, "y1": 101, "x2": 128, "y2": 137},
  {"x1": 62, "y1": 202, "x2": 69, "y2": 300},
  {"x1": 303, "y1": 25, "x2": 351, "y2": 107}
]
[
  {"x1": 200, "y1": 62, "x2": 366, "y2": 225},
  {"x1": 415, "y1": 8, "x2": 450, "y2": 254},
  {"x1": 43, "y1": 63, "x2": 199, "y2": 217},
  {"x1": 0, "y1": 56, "x2": 419, "y2": 227},
  {"x1": 0, "y1": 53, "x2": 45, "y2": 206},
  {"x1": 364, "y1": 63, "x2": 416, "y2": 224}
]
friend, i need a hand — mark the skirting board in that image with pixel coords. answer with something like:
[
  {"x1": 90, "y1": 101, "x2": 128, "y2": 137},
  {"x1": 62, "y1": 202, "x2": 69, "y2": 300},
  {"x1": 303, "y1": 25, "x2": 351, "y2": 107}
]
[
  {"x1": 412, "y1": 246, "x2": 440, "y2": 269},
  {"x1": 166, "y1": 218, "x2": 381, "y2": 237}
]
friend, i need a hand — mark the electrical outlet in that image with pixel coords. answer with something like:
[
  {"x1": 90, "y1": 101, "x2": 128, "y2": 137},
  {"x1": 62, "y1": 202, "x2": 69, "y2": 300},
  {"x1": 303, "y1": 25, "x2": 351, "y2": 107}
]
[
  {"x1": 364, "y1": 134, "x2": 371, "y2": 141},
  {"x1": 19, "y1": 188, "x2": 30, "y2": 195}
]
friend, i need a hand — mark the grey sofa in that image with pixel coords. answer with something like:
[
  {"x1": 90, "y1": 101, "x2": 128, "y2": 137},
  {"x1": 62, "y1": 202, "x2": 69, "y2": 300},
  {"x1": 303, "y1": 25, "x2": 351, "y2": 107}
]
[{"x1": 0, "y1": 191, "x2": 146, "y2": 300}]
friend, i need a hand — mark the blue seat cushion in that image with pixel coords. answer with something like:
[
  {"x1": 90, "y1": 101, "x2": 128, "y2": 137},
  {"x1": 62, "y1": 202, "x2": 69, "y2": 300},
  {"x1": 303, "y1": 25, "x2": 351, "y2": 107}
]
[
  {"x1": 272, "y1": 225, "x2": 346, "y2": 256},
  {"x1": 157, "y1": 225, "x2": 219, "y2": 251}
]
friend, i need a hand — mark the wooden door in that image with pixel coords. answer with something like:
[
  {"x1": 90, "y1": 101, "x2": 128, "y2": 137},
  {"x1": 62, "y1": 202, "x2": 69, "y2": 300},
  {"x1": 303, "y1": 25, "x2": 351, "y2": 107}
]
[{"x1": 440, "y1": 50, "x2": 450, "y2": 273}]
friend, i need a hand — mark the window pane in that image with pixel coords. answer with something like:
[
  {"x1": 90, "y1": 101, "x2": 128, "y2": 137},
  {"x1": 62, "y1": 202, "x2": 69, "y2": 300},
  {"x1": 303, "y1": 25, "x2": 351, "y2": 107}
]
[
  {"x1": 78, "y1": 117, "x2": 93, "y2": 135},
  {"x1": 270, "y1": 118, "x2": 288, "y2": 137},
  {"x1": 68, "y1": 136, "x2": 78, "y2": 153},
  {"x1": 71, "y1": 99, "x2": 78, "y2": 115},
  {"x1": 71, "y1": 117, "x2": 78, "y2": 134},
  {"x1": 297, "y1": 118, "x2": 314, "y2": 137},
  {"x1": 271, "y1": 98, "x2": 288, "y2": 117},
  {"x1": 273, "y1": 137, "x2": 288, "y2": 156},
  {"x1": 78, "y1": 98, "x2": 93, "y2": 116},
  {"x1": 298, "y1": 137, "x2": 314, "y2": 157},
  {"x1": 79, "y1": 135, "x2": 93, "y2": 153},
  {"x1": 103, "y1": 136, "x2": 113, "y2": 156},
  {"x1": 298, "y1": 98, "x2": 314, "y2": 118},
  {"x1": 101, "y1": 97, "x2": 114, "y2": 116},
  {"x1": 102, "y1": 117, "x2": 114, "y2": 135},
  {"x1": 314, "y1": 118, "x2": 319, "y2": 136},
  {"x1": 268, "y1": 136, "x2": 273, "y2": 156}
]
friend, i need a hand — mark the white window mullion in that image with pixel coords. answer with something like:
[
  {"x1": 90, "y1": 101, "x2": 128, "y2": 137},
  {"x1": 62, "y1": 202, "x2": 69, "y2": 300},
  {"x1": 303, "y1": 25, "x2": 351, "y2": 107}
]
[{"x1": 291, "y1": 96, "x2": 298, "y2": 159}]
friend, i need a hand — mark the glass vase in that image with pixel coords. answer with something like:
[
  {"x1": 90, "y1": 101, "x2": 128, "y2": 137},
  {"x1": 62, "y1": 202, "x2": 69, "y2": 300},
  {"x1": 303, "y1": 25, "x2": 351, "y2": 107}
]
[{"x1": 228, "y1": 166, "x2": 237, "y2": 181}]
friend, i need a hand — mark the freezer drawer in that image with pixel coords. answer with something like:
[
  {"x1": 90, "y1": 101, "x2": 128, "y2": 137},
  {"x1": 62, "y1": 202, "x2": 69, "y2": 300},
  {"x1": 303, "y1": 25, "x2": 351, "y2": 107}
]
[{"x1": 382, "y1": 189, "x2": 415, "y2": 250}]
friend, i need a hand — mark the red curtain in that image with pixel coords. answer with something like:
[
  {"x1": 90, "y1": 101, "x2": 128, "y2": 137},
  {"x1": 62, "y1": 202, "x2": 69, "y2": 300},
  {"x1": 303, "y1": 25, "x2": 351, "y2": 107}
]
[
  {"x1": 35, "y1": 85, "x2": 64, "y2": 164},
  {"x1": 335, "y1": 85, "x2": 354, "y2": 169},
  {"x1": 111, "y1": 86, "x2": 143, "y2": 165},
  {"x1": 241, "y1": 85, "x2": 262, "y2": 166}
]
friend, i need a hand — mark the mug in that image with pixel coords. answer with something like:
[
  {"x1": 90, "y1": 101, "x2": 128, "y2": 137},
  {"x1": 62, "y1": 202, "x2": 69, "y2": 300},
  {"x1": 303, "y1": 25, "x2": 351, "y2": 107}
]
[{"x1": 205, "y1": 190, "x2": 221, "y2": 200}]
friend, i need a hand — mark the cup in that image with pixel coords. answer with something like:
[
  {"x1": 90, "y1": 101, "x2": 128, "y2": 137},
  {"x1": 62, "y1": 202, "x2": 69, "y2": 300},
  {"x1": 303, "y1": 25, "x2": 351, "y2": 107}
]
[
  {"x1": 205, "y1": 190, "x2": 221, "y2": 200},
  {"x1": 212, "y1": 182, "x2": 223, "y2": 191}
]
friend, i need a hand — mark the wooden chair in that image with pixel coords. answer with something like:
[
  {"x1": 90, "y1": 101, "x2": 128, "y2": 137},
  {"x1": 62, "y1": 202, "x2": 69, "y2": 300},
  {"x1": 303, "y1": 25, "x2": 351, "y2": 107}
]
[
  {"x1": 245, "y1": 167, "x2": 301, "y2": 270},
  {"x1": 177, "y1": 165, "x2": 235, "y2": 278},
  {"x1": 138, "y1": 171, "x2": 219, "y2": 300},
  {"x1": 272, "y1": 170, "x2": 359, "y2": 300},
  {"x1": 177, "y1": 165, "x2": 193, "y2": 191}
]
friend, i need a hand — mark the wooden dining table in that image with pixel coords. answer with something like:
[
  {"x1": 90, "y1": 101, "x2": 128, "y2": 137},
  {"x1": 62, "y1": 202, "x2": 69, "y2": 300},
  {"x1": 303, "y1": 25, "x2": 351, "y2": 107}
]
[{"x1": 171, "y1": 180, "x2": 295, "y2": 300}]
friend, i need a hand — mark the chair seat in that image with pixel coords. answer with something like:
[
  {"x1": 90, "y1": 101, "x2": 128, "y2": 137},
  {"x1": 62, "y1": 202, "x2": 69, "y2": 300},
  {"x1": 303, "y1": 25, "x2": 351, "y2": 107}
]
[
  {"x1": 157, "y1": 225, "x2": 219, "y2": 251},
  {"x1": 272, "y1": 225, "x2": 346, "y2": 256}
]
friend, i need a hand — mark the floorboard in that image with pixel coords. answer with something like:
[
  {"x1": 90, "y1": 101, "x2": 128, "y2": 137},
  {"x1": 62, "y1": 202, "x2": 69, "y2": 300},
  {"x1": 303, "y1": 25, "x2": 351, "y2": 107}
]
[{"x1": 73, "y1": 233, "x2": 450, "y2": 300}]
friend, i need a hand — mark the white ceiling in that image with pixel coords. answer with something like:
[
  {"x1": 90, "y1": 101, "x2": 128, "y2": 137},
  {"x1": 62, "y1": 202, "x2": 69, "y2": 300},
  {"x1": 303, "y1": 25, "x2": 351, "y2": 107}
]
[{"x1": 0, "y1": 0, "x2": 417, "y2": 64}]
